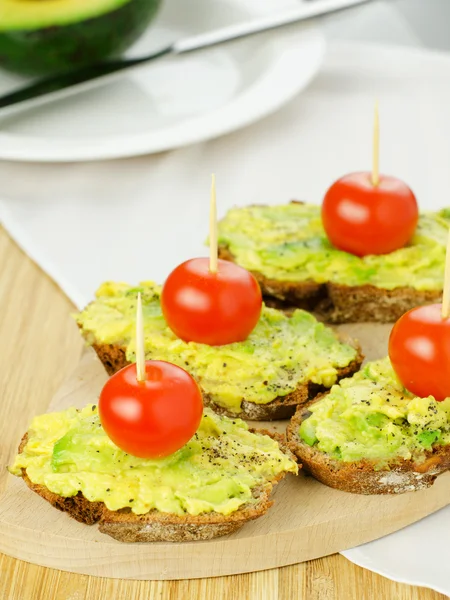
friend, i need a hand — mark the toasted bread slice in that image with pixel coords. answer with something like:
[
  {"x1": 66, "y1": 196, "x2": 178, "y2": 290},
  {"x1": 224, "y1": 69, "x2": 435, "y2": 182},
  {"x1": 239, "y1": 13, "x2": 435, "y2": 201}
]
[
  {"x1": 286, "y1": 357, "x2": 450, "y2": 494},
  {"x1": 16, "y1": 430, "x2": 295, "y2": 542},
  {"x1": 77, "y1": 281, "x2": 363, "y2": 421},
  {"x1": 217, "y1": 201, "x2": 446, "y2": 323},
  {"x1": 92, "y1": 338, "x2": 363, "y2": 421},
  {"x1": 219, "y1": 245, "x2": 442, "y2": 324},
  {"x1": 287, "y1": 404, "x2": 450, "y2": 494}
]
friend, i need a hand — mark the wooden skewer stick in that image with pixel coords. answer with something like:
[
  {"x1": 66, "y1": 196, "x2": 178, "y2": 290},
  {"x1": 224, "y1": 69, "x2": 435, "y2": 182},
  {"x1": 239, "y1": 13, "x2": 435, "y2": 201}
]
[
  {"x1": 135, "y1": 292, "x2": 146, "y2": 382},
  {"x1": 209, "y1": 173, "x2": 218, "y2": 274},
  {"x1": 441, "y1": 229, "x2": 450, "y2": 319},
  {"x1": 372, "y1": 101, "x2": 380, "y2": 187}
]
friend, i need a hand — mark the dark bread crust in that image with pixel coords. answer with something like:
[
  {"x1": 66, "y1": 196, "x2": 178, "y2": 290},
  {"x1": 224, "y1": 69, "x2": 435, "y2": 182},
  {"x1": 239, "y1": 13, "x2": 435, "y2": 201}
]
[
  {"x1": 18, "y1": 434, "x2": 104, "y2": 525},
  {"x1": 17, "y1": 431, "x2": 297, "y2": 542},
  {"x1": 286, "y1": 401, "x2": 450, "y2": 494},
  {"x1": 217, "y1": 248, "x2": 442, "y2": 324},
  {"x1": 93, "y1": 342, "x2": 127, "y2": 376},
  {"x1": 92, "y1": 341, "x2": 363, "y2": 421}
]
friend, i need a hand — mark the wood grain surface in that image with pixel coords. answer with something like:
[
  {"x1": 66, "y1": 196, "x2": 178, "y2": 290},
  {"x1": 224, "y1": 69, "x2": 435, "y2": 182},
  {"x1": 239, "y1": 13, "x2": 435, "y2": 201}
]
[
  {"x1": 2, "y1": 348, "x2": 449, "y2": 580},
  {"x1": 0, "y1": 227, "x2": 447, "y2": 599}
]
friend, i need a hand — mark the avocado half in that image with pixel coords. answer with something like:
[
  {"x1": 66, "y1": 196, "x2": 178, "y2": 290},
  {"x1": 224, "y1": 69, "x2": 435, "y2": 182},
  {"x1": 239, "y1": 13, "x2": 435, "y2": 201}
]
[{"x1": 0, "y1": 0, "x2": 163, "y2": 76}]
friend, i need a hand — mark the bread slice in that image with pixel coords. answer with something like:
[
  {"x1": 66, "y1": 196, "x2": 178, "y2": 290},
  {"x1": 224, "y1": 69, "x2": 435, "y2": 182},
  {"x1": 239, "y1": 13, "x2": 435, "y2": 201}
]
[
  {"x1": 219, "y1": 245, "x2": 442, "y2": 324},
  {"x1": 17, "y1": 430, "x2": 296, "y2": 542},
  {"x1": 286, "y1": 401, "x2": 450, "y2": 495},
  {"x1": 91, "y1": 339, "x2": 363, "y2": 421}
]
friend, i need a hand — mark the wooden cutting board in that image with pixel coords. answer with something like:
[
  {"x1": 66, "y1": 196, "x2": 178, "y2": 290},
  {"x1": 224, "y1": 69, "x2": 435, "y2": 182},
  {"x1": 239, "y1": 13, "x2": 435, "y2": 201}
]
[{"x1": 0, "y1": 323, "x2": 449, "y2": 580}]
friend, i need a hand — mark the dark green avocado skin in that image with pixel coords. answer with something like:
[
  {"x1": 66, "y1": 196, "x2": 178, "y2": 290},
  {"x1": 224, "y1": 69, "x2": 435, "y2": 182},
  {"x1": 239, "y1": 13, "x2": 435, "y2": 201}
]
[{"x1": 0, "y1": 0, "x2": 163, "y2": 76}]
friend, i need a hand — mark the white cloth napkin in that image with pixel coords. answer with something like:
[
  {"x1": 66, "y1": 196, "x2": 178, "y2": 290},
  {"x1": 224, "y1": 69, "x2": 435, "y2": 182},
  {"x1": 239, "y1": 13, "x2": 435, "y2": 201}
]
[
  {"x1": 342, "y1": 505, "x2": 450, "y2": 595},
  {"x1": 2, "y1": 41, "x2": 450, "y2": 592}
]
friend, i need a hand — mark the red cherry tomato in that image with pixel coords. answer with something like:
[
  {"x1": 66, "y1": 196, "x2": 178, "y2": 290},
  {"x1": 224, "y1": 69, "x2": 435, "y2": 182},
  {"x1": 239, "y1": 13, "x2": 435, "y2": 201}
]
[
  {"x1": 389, "y1": 304, "x2": 450, "y2": 401},
  {"x1": 161, "y1": 257, "x2": 262, "y2": 345},
  {"x1": 322, "y1": 172, "x2": 419, "y2": 256},
  {"x1": 99, "y1": 360, "x2": 203, "y2": 458}
]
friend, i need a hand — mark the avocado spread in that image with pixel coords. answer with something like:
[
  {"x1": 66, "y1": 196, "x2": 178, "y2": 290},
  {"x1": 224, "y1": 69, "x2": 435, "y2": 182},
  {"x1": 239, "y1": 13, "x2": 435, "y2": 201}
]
[
  {"x1": 9, "y1": 406, "x2": 297, "y2": 516},
  {"x1": 217, "y1": 203, "x2": 450, "y2": 290},
  {"x1": 76, "y1": 282, "x2": 358, "y2": 413},
  {"x1": 299, "y1": 358, "x2": 450, "y2": 465}
]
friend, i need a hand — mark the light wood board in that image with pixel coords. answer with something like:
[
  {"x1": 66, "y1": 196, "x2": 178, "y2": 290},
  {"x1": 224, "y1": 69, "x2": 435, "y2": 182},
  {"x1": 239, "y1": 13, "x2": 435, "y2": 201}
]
[{"x1": 0, "y1": 323, "x2": 449, "y2": 581}]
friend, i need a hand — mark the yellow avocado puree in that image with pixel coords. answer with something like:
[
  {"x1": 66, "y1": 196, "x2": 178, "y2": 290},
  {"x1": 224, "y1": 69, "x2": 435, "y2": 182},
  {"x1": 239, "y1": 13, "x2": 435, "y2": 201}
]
[
  {"x1": 10, "y1": 406, "x2": 297, "y2": 516},
  {"x1": 300, "y1": 358, "x2": 450, "y2": 465},
  {"x1": 217, "y1": 203, "x2": 450, "y2": 290},
  {"x1": 76, "y1": 282, "x2": 358, "y2": 413}
]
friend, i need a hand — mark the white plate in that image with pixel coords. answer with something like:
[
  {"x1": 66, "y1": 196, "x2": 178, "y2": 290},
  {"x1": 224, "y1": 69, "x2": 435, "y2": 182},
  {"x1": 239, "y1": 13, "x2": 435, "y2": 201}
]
[
  {"x1": 342, "y1": 506, "x2": 450, "y2": 595},
  {"x1": 0, "y1": 0, "x2": 325, "y2": 162}
]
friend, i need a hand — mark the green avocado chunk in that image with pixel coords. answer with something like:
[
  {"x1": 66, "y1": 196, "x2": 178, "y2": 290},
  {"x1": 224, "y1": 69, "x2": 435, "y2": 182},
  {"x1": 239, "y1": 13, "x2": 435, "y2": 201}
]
[
  {"x1": 76, "y1": 281, "x2": 358, "y2": 414},
  {"x1": 299, "y1": 357, "x2": 450, "y2": 465},
  {"x1": 217, "y1": 203, "x2": 450, "y2": 291},
  {"x1": 9, "y1": 405, "x2": 298, "y2": 516},
  {"x1": 0, "y1": 0, "x2": 162, "y2": 75}
]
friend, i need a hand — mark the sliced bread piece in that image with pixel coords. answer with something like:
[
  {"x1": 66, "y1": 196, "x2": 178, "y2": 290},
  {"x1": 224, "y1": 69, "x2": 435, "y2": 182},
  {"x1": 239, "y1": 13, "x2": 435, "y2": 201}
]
[
  {"x1": 11, "y1": 406, "x2": 298, "y2": 542},
  {"x1": 92, "y1": 338, "x2": 362, "y2": 421},
  {"x1": 76, "y1": 282, "x2": 363, "y2": 420},
  {"x1": 286, "y1": 358, "x2": 450, "y2": 494},
  {"x1": 217, "y1": 202, "x2": 448, "y2": 323}
]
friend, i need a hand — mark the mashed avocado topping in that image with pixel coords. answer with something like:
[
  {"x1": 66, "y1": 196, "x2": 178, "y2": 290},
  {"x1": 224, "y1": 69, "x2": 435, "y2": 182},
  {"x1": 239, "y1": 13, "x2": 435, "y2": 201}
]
[
  {"x1": 299, "y1": 358, "x2": 450, "y2": 465},
  {"x1": 76, "y1": 282, "x2": 357, "y2": 413},
  {"x1": 9, "y1": 405, "x2": 297, "y2": 516},
  {"x1": 217, "y1": 203, "x2": 450, "y2": 290}
]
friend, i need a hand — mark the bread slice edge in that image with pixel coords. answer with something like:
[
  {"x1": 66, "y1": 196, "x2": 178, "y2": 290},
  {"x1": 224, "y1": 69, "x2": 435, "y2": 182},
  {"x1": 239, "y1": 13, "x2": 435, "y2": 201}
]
[
  {"x1": 91, "y1": 338, "x2": 363, "y2": 421},
  {"x1": 286, "y1": 402, "x2": 450, "y2": 495},
  {"x1": 16, "y1": 430, "x2": 297, "y2": 542},
  {"x1": 218, "y1": 245, "x2": 442, "y2": 324}
]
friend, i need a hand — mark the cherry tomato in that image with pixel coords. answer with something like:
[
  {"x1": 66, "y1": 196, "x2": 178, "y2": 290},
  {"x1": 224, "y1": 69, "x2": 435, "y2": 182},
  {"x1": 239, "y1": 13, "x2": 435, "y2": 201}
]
[
  {"x1": 161, "y1": 257, "x2": 262, "y2": 345},
  {"x1": 322, "y1": 172, "x2": 419, "y2": 256},
  {"x1": 99, "y1": 360, "x2": 203, "y2": 458},
  {"x1": 389, "y1": 304, "x2": 450, "y2": 401}
]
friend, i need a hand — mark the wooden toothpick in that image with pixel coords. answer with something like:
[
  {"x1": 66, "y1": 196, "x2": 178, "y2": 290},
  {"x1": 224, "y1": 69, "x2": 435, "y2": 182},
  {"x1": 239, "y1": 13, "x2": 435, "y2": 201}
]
[
  {"x1": 209, "y1": 173, "x2": 218, "y2": 274},
  {"x1": 135, "y1": 292, "x2": 146, "y2": 382},
  {"x1": 372, "y1": 101, "x2": 380, "y2": 187},
  {"x1": 442, "y1": 229, "x2": 450, "y2": 319}
]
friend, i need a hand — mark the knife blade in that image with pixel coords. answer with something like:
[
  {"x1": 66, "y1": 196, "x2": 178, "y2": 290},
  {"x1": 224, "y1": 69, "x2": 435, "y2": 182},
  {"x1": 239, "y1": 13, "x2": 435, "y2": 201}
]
[{"x1": 0, "y1": 0, "x2": 374, "y2": 114}]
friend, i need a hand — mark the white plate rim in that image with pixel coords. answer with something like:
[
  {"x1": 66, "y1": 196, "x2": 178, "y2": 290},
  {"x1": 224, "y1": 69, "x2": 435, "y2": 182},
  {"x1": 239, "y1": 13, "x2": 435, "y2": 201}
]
[{"x1": 0, "y1": 23, "x2": 325, "y2": 162}]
